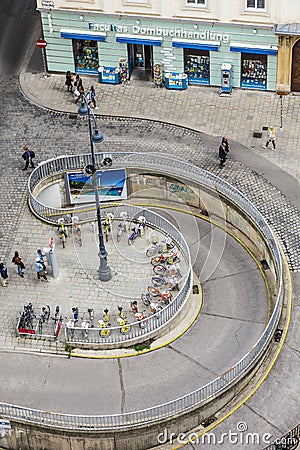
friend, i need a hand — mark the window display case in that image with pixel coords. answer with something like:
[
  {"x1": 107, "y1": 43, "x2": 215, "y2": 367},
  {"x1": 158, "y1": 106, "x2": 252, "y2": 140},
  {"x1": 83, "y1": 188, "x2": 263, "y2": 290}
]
[
  {"x1": 184, "y1": 49, "x2": 210, "y2": 85},
  {"x1": 73, "y1": 39, "x2": 99, "y2": 75},
  {"x1": 165, "y1": 72, "x2": 188, "y2": 90},
  {"x1": 98, "y1": 67, "x2": 120, "y2": 84},
  {"x1": 241, "y1": 53, "x2": 267, "y2": 90}
]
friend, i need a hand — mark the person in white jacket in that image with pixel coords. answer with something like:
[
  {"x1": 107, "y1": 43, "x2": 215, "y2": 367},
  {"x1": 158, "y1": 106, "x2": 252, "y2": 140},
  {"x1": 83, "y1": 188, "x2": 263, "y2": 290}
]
[{"x1": 263, "y1": 126, "x2": 276, "y2": 150}]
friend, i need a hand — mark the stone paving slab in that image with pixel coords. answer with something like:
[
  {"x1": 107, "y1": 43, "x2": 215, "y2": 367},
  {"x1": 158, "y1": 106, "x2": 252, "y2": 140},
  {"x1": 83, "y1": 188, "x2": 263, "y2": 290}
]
[
  {"x1": 16, "y1": 73, "x2": 300, "y2": 272},
  {"x1": 20, "y1": 72, "x2": 300, "y2": 182}
]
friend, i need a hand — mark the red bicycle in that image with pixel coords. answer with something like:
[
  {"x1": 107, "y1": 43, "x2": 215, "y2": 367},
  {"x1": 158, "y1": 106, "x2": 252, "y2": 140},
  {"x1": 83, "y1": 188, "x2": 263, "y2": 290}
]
[{"x1": 151, "y1": 250, "x2": 180, "y2": 267}]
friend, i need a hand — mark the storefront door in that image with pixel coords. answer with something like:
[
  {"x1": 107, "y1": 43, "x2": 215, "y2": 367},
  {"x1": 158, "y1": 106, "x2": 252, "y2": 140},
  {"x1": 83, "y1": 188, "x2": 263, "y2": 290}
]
[
  {"x1": 291, "y1": 39, "x2": 300, "y2": 92},
  {"x1": 128, "y1": 44, "x2": 153, "y2": 80}
]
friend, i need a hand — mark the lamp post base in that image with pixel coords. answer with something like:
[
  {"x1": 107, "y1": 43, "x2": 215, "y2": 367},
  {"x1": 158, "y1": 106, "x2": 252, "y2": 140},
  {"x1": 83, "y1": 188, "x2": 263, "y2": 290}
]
[{"x1": 99, "y1": 261, "x2": 112, "y2": 282}]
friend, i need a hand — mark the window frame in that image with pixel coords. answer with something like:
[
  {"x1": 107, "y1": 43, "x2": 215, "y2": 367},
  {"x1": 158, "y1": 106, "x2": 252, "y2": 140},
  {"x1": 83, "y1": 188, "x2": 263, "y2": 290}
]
[
  {"x1": 245, "y1": 0, "x2": 266, "y2": 12},
  {"x1": 186, "y1": 0, "x2": 206, "y2": 7}
]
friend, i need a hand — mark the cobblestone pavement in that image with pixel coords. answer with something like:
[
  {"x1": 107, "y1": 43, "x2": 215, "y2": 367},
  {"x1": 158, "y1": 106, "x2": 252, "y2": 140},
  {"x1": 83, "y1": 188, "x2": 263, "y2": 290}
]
[
  {"x1": 21, "y1": 72, "x2": 300, "y2": 183},
  {"x1": 0, "y1": 72, "x2": 298, "y2": 344},
  {"x1": 13, "y1": 72, "x2": 300, "y2": 272},
  {"x1": 0, "y1": 72, "x2": 297, "y2": 347},
  {"x1": 0, "y1": 72, "x2": 299, "y2": 445}
]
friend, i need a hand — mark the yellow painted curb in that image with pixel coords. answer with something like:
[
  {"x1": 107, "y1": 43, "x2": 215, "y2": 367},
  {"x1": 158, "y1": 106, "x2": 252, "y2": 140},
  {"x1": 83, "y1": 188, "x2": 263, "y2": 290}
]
[{"x1": 171, "y1": 254, "x2": 292, "y2": 449}]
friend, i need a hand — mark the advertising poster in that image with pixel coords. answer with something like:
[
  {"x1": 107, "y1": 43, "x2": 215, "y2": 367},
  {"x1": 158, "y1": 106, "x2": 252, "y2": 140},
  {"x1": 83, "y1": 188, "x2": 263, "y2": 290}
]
[{"x1": 66, "y1": 169, "x2": 128, "y2": 204}]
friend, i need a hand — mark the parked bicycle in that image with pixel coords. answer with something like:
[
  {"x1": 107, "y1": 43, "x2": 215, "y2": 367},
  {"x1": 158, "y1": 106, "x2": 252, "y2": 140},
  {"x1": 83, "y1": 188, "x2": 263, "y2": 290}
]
[
  {"x1": 151, "y1": 275, "x2": 179, "y2": 291},
  {"x1": 80, "y1": 319, "x2": 91, "y2": 340},
  {"x1": 151, "y1": 250, "x2": 180, "y2": 267},
  {"x1": 87, "y1": 308, "x2": 94, "y2": 327},
  {"x1": 117, "y1": 306, "x2": 130, "y2": 334},
  {"x1": 117, "y1": 212, "x2": 129, "y2": 242},
  {"x1": 117, "y1": 306, "x2": 126, "y2": 320},
  {"x1": 130, "y1": 300, "x2": 139, "y2": 314},
  {"x1": 18, "y1": 303, "x2": 36, "y2": 330},
  {"x1": 134, "y1": 311, "x2": 147, "y2": 328},
  {"x1": 102, "y1": 213, "x2": 114, "y2": 243},
  {"x1": 72, "y1": 307, "x2": 79, "y2": 324},
  {"x1": 51, "y1": 305, "x2": 60, "y2": 333},
  {"x1": 58, "y1": 218, "x2": 68, "y2": 248},
  {"x1": 128, "y1": 216, "x2": 146, "y2": 245},
  {"x1": 71, "y1": 216, "x2": 82, "y2": 246},
  {"x1": 65, "y1": 318, "x2": 76, "y2": 340},
  {"x1": 98, "y1": 308, "x2": 111, "y2": 337},
  {"x1": 141, "y1": 292, "x2": 152, "y2": 306},
  {"x1": 153, "y1": 261, "x2": 182, "y2": 277},
  {"x1": 147, "y1": 286, "x2": 173, "y2": 305},
  {"x1": 149, "y1": 302, "x2": 162, "y2": 316},
  {"x1": 146, "y1": 238, "x2": 174, "y2": 257},
  {"x1": 36, "y1": 305, "x2": 50, "y2": 334}
]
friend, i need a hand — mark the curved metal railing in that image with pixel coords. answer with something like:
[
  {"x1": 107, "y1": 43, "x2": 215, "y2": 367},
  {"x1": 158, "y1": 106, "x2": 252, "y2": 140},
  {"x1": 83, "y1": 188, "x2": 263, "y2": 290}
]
[
  {"x1": 0, "y1": 152, "x2": 282, "y2": 431},
  {"x1": 63, "y1": 203, "x2": 192, "y2": 345}
]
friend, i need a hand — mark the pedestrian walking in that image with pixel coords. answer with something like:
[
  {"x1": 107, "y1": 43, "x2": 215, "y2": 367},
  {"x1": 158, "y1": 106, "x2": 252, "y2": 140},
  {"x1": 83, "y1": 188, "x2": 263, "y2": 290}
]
[
  {"x1": 263, "y1": 126, "x2": 276, "y2": 150},
  {"x1": 12, "y1": 251, "x2": 25, "y2": 278},
  {"x1": 221, "y1": 136, "x2": 229, "y2": 154},
  {"x1": 65, "y1": 70, "x2": 73, "y2": 92},
  {"x1": 36, "y1": 249, "x2": 47, "y2": 272},
  {"x1": 74, "y1": 74, "x2": 84, "y2": 104},
  {"x1": 0, "y1": 262, "x2": 8, "y2": 287},
  {"x1": 34, "y1": 258, "x2": 48, "y2": 282},
  {"x1": 219, "y1": 142, "x2": 227, "y2": 167},
  {"x1": 87, "y1": 85, "x2": 98, "y2": 109},
  {"x1": 22, "y1": 145, "x2": 35, "y2": 170}
]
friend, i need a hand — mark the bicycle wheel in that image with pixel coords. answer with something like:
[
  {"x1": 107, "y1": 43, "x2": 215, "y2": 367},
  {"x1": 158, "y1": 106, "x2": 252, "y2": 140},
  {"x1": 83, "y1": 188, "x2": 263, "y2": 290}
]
[
  {"x1": 146, "y1": 246, "x2": 156, "y2": 257},
  {"x1": 148, "y1": 286, "x2": 160, "y2": 297},
  {"x1": 151, "y1": 276, "x2": 166, "y2": 287},
  {"x1": 151, "y1": 256, "x2": 164, "y2": 266},
  {"x1": 153, "y1": 264, "x2": 167, "y2": 275},
  {"x1": 128, "y1": 235, "x2": 135, "y2": 245}
]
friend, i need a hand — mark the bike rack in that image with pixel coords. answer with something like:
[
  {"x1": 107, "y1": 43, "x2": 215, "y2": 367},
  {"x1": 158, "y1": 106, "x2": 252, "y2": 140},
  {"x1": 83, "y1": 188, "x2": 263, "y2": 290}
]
[{"x1": 16, "y1": 309, "x2": 63, "y2": 341}]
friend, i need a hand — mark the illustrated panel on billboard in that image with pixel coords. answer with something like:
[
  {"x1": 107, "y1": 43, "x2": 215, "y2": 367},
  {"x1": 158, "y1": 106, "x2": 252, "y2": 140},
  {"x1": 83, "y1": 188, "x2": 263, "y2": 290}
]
[{"x1": 66, "y1": 169, "x2": 128, "y2": 204}]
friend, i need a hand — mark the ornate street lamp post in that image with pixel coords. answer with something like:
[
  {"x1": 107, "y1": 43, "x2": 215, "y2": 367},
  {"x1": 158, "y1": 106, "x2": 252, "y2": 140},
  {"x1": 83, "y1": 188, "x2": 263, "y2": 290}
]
[{"x1": 78, "y1": 96, "x2": 111, "y2": 281}]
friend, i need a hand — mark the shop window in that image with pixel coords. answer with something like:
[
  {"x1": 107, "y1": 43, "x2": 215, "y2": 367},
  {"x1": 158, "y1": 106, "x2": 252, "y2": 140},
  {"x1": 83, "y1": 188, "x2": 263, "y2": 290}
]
[
  {"x1": 184, "y1": 49, "x2": 210, "y2": 85},
  {"x1": 241, "y1": 53, "x2": 267, "y2": 90},
  {"x1": 186, "y1": 0, "x2": 206, "y2": 6},
  {"x1": 245, "y1": 0, "x2": 265, "y2": 10},
  {"x1": 73, "y1": 40, "x2": 99, "y2": 74}
]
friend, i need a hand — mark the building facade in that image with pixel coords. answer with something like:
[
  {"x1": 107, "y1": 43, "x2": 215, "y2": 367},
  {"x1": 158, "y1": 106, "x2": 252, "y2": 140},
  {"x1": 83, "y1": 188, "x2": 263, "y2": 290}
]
[{"x1": 36, "y1": 0, "x2": 300, "y2": 92}]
